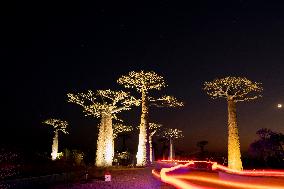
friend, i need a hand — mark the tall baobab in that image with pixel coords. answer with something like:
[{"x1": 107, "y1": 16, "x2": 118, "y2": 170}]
[
  {"x1": 149, "y1": 123, "x2": 162, "y2": 163},
  {"x1": 43, "y1": 118, "x2": 69, "y2": 161},
  {"x1": 67, "y1": 90, "x2": 139, "y2": 167},
  {"x1": 203, "y1": 76, "x2": 262, "y2": 170},
  {"x1": 118, "y1": 70, "x2": 183, "y2": 166},
  {"x1": 162, "y1": 128, "x2": 183, "y2": 160}
]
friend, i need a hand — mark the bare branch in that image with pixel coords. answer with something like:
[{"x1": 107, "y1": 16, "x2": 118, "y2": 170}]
[
  {"x1": 67, "y1": 89, "x2": 139, "y2": 118},
  {"x1": 149, "y1": 95, "x2": 184, "y2": 108},
  {"x1": 113, "y1": 123, "x2": 133, "y2": 138},
  {"x1": 149, "y1": 123, "x2": 163, "y2": 137},
  {"x1": 43, "y1": 118, "x2": 69, "y2": 134},
  {"x1": 162, "y1": 128, "x2": 183, "y2": 139}
]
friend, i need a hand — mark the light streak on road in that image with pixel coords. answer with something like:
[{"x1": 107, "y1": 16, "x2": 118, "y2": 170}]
[
  {"x1": 153, "y1": 160, "x2": 284, "y2": 189},
  {"x1": 174, "y1": 174, "x2": 284, "y2": 189}
]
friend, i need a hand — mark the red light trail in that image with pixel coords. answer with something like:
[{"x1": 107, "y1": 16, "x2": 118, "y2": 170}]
[{"x1": 153, "y1": 160, "x2": 284, "y2": 189}]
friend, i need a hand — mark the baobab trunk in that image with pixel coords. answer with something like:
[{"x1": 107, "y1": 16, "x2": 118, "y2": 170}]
[
  {"x1": 136, "y1": 92, "x2": 150, "y2": 166},
  {"x1": 149, "y1": 136, "x2": 153, "y2": 163},
  {"x1": 169, "y1": 138, "x2": 174, "y2": 160},
  {"x1": 96, "y1": 113, "x2": 113, "y2": 167},
  {"x1": 227, "y1": 99, "x2": 243, "y2": 170},
  {"x1": 51, "y1": 130, "x2": 58, "y2": 161}
]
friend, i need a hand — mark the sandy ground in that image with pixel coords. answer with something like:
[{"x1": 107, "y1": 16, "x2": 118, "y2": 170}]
[{"x1": 53, "y1": 167, "x2": 175, "y2": 189}]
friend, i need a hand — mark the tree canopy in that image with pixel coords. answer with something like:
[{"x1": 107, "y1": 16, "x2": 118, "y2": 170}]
[
  {"x1": 117, "y1": 70, "x2": 166, "y2": 93},
  {"x1": 162, "y1": 128, "x2": 183, "y2": 139},
  {"x1": 43, "y1": 118, "x2": 69, "y2": 134},
  {"x1": 203, "y1": 76, "x2": 263, "y2": 102},
  {"x1": 67, "y1": 89, "x2": 140, "y2": 119}
]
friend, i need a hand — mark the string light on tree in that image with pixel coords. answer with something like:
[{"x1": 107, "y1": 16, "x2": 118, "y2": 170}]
[
  {"x1": 277, "y1": 104, "x2": 282, "y2": 109},
  {"x1": 203, "y1": 76, "x2": 263, "y2": 171},
  {"x1": 162, "y1": 128, "x2": 183, "y2": 160},
  {"x1": 113, "y1": 123, "x2": 133, "y2": 155},
  {"x1": 67, "y1": 89, "x2": 139, "y2": 167},
  {"x1": 43, "y1": 118, "x2": 69, "y2": 161},
  {"x1": 118, "y1": 70, "x2": 184, "y2": 166},
  {"x1": 113, "y1": 123, "x2": 133, "y2": 139}
]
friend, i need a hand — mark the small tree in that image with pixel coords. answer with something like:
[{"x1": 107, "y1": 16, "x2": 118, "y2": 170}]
[
  {"x1": 249, "y1": 128, "x2": 284, "y2": 167},
  {"x1": 162, "y1": 128, "x2": 183, "y2": 160},
  {"x1": 149, "y1": 123, "x2": 162, "y2": 162},
  {"x1": 67, "y1": 90, "x2": 139, "y2": 167},
  {"x1": 203, "y1": 76, "x2": 262, "y2": 170},
  {"x1": 197, "y1": 140, "x2": 209, "y2": 153},
  {"x1": 118, "y1": 70, "x2": 183, "y2": 166},
  {"x1": 196, "y1": 140, "x2": 209, "y2": 159},
  {"x1": 43, "y1": 118, "x2": 69, "y2": 160}
]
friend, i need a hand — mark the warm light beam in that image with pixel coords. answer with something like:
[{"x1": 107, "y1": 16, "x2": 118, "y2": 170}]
[{"x1": 154, "y1": 160, "x2": 284, "y2": 189}]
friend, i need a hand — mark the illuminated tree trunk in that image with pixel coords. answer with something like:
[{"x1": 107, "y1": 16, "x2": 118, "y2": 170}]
[
  {"x1": 95, "y1": 113, "x2": 113, "y2": 167},
  {"x1": 136, "y1": 92, "x2": 150, "y2": 166},
  {"x1": 227, "y1": 99, "x2": 243, "y2": 170},
  {"x1": 51, "y1": 130, "x2": 58, "y2": 161},
  {"x1": 152, "y1": 147, "x2": 155, "y2": 162},
  {"x1": 149, "y1": 136, "x2": 153, "y2": 163},
  {"x1": 169, "y1": 138, "x2": 174, "y2": 160}
]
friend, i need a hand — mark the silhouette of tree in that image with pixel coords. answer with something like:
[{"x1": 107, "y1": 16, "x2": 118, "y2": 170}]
[{"x1": 249, "y1": 128, "x2": 284, "y2": 168}]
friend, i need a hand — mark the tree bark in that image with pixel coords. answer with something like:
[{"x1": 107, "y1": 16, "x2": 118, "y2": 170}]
[
  {"x1": 227, "y1": 98, "x2": 243, "y2": 170},
  {"x1": 51, "y1": 130, "x2": 58, "y2": 161},
  {"x1": 95, "y1": 113, "x2": 113, "y2": 167},
  {"x1": 169, "y1": 138, "x2": 174, "y2": 160},
  {"x1": 136, "y1": 91, "x2": 150, "y2": 166},
  {"x1": 149, "y1": 136, "x2": 153, "y2": 163}
]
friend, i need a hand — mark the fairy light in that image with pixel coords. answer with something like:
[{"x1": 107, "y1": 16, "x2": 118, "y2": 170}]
[
  {"x1": 67, "y1": 89, "x2": 139, "y2": 167},
  {"x1": 43, "y1": 118, "x2": 69, "y2": 161},
  {"x1": 113, "y1": 123, "x2": 133, "y2": 139},
  {"x1": 162, "y1": 128, "x2": 184, "y2": 160},
  {"x1": 112, "y1": 123, "x2": 133, "y2": 159},
  {"x1": 203, "y1": 76, "x2": 263, "y2": 171},
  {"x1": 118, "y1": 70, "x2": 184, "y2": 166}
]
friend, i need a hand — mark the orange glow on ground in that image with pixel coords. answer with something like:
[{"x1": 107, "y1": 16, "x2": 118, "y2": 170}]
[
  {"x1": 174, "y1": 174, "x2": 284, "y2": 189},
  {"x1": 159, "y1": 162, "x2": 210, "y2": 189},
  {"x1": 153, "y1": 160, "x2": 284, "y2": 189}
]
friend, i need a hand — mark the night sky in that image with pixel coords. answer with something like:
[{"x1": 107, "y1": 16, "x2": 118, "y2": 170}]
[{"x1": 1, "y1": 1, "x2": 283, "y2": 155}]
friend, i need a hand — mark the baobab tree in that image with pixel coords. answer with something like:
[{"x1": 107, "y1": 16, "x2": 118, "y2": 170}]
[
  {"x1": 203, "y1": 76, "x2": 262, "y2": 170},
  {"x1": 197, "y1": 140, "x2": 209, "y2": 153},
  {"x1": 117, "y1": 70, "x2": 183, "y2": 166},
  {"x1": 67, "y1": 90, "x2": 139, "y2": 167},
  {"x1": 43, "y1": 118, "x2": 69, "y2": 160},
  {"x1": 149, "y1": 123, "x2": 162, "y2": 163},
  {"x1": 162, "y1": 128, "x2": 183, "y2": 160},
  {"x1": 197, "y1": 140, "x2": 209, "y2": 159}
]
